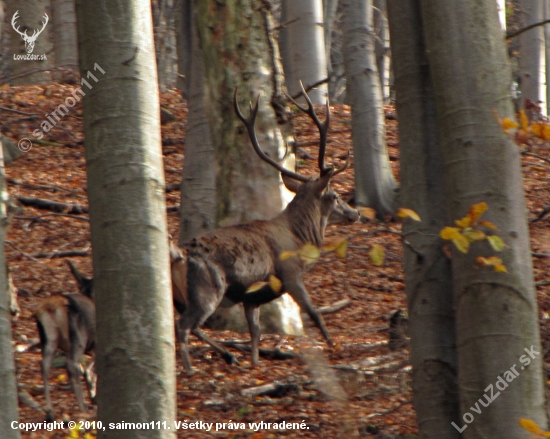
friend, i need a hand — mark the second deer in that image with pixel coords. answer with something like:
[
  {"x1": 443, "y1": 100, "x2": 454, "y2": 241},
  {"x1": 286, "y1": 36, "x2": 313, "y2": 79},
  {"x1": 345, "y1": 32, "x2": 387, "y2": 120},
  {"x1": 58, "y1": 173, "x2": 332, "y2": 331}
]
[{"x1": 35, "y1": 260, "x2": 95, "y2": 422}]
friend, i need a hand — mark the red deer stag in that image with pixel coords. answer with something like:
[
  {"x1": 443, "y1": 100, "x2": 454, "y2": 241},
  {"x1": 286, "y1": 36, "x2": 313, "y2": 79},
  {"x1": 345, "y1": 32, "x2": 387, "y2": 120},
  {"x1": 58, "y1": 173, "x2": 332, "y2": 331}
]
[
  {"x1": 171, "y1": 86, "x2": 358, "y2": 375},
  {"x1": 35, "y1": 261, "x2": 95, "y2": 422}
]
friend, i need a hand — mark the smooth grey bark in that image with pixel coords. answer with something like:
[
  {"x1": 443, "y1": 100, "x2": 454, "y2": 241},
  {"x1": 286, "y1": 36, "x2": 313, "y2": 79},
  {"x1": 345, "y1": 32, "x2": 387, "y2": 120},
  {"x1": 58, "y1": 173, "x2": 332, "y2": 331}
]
[
  {"x1": 196, "y1": 0, "x2": 288, "y2": 226},
  {"x1": 323, "y1": 0, "x2": 339, "y2": 89},
  {"x1": 421, "y1": 0, "x2": 547, "y2": 437},
  {"x1": 153, "y1": 0, "x2": 177, "y2": 91},
  {"x1": 281, "y1": 0, "x2": 328, "y2": 103},
  {"x1": 373, "y1": 0, "x2": 390, "y2": 102},
  {"x1": 75, "y1": 1, "x2": 176, "y2": 437},
  {"x1": 5, "y1": 0, "x2": 52, "y2": 84},
  {"x1": 519, "y1": 0, "x2": 545, "y2": 113},
  {"x1": 387, "y1": 1, "x2": 459, "y2": 438},
  {"x1": 544, "y1": 0, "x2": 550, "y2": 114},
  {"x1": 51, "y1": 0, "x2": 78, "y2": 69},
  {"x1": 177, "y1": 0, "x2": 216, "y2": 243},
  {"x1": 0, "y1": 141, "x2": 20, "y2": 439},
  {"x1": 341, "y1": 0, "x2": 397, "y2": 216}
]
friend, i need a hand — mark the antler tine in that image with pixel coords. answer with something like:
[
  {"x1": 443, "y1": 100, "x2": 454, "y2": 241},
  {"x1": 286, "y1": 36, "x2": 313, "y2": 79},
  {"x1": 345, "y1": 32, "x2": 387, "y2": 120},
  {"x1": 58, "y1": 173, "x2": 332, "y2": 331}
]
[
  {"x1": 331, "y1": 150, "x2": 350, "y2": 176},
  {"x1": 233, "y1": 88, "x2": 310, "y2": 183},
  {"x1": 284, "y1": 81, "x2": 331, "y2": 175}
]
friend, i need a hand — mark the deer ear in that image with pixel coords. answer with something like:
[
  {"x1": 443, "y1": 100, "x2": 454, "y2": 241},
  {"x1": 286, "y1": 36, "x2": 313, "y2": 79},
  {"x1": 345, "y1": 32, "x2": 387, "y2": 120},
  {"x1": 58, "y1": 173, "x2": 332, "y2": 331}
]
[
  {"x1": 313, "y1": 170, "x2": 334, "y2": 194},
  {"x1": 281, "y1": 174, "x2": 303, "y2": 194}
]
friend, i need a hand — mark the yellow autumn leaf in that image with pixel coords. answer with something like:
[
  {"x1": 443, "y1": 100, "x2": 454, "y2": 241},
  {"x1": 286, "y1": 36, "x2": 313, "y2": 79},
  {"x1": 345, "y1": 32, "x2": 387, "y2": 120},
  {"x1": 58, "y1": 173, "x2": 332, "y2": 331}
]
[
  {"x1": 359, "y1": 206, "x2": 377, "y2": 220},
  {"x1": 543, "y1": 124, "x2": 550, "y2": 140},
  {"x1": 246, "y1": 281, "x2": 268, "y2": 293},
  {"x1": 269, "y1": 275, "x2": 282, "y2": 293},
  {"x1": 494, "y1": 264, "x2": 508, "y2": 273},
  {"x1": 476, "y1": 256, "x2": 502, "y2": 266},
  {"x1": 519, "y1": 418, "x2": 544, "y2": 435},
  {"x1": 462, "y1": 229, "x2": 486, "y2": 242},
  {"x1": 322, "y1": 237, "x2": 347, "y2": 252},
  {"x1": 501, "y1": 117, "x2": 519, "y2": 131},
  {"x1": 397, "y1": 208, "x2": 421, "y2": 221},
  {"x1": 440, "y1": 227, "x2": 462, "y2": 240},
  {"x1": 335, "y1": 239, "x2": 348, "y2": 258},
  {"x1": 487, "y1": 235, "x2": 507, "y2": 251},
  {"x1": 280, "y1": 250, "x2": 297, "y2": 261},
  {"x1": 467, "y1": 202, "x2": 488, "y2": 224},
  {"x1": 519, "y1": 109, "x2": 529, "y2": 131},
  {"x1": 532, "y1": 122, "x2": 544, "y2": 138},
  {"x1": 478, "y1": 220, "x2": 498, "y2": 230},
  {"x1": 451, "y1": 235, "x2": 470, "y2": 253},
  {"x1": 370, "y1": 244, "x2": 385, "y2": 266},
  {"x1": 298, "y1": 243, "x2": 321, "y2": 264},
  {"x1": 455, "y1": 216, "x2": 472, "y2": 229}
]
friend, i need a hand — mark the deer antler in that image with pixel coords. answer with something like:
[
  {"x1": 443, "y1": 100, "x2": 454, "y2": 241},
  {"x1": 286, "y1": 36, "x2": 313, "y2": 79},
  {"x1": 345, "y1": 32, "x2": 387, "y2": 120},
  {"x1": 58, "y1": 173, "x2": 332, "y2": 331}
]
[
  {"x1": 285, "y1": 81, "x2": 349, "y2": 177},
  {"x1": 234, "y1": 88, "x2": 310, "y2": 183}
]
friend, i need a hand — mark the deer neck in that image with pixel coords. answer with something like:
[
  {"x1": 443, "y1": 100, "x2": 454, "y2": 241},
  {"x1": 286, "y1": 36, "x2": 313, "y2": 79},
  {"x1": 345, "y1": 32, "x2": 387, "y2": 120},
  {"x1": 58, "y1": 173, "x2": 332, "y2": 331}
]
[{"x1": 280, "y1": 197, "x2": 325, "y2": 247}]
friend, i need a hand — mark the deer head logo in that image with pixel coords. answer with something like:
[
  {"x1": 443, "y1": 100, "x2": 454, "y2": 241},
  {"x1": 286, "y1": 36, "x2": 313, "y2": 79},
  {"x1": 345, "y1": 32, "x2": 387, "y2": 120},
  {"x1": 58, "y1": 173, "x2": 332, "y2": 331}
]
[{"x1": 11, "y1": 11, "x2": 49, "y2": 54}]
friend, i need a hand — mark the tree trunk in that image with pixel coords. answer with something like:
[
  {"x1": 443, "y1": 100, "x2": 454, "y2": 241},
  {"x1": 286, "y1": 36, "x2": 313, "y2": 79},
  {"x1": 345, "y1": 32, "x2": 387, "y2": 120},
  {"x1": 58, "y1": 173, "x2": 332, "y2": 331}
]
[
  {"x1": 153, "y1": 0, "x2": 177, "y2": 91},
  {"x1": 5, "y1": 0, "x2": 52, "y2": 85},
  {"x1": 194, "y1": 0, "x2": 304, "y2": 337},
  {"x1": 323, "y1": 0, "x2": 339, "y2": 99},
  {"x1": 281, "y1": 0, "x2": 328, "y2": 103},
  {"x1": 0, "y1": 141, "x2": 20, "y2": 439},
  {"x1": 75, "y1": 0, "x2": 176, "y2": 437},
  {"x1": 387, "y1": 1, "x2": 460, "y2": 437},
  {"x1": 177, "y1": 0, "x2": 216, "y2": 243},
  {"x1": 519, "y1": 0, "x2": 545, "y2": 114},
  {"x1": 373, "y1": 0, "x2": 390, "y2": 102},
  {"x1": 421, "y1": 0, "x2": 547, "y2": 436},
  {"x1": 51, "y1": 0, "x2": 78, "y2": 69},
  {"x1": 341, "y1": 0, "x2": 397, "y2": 216}
]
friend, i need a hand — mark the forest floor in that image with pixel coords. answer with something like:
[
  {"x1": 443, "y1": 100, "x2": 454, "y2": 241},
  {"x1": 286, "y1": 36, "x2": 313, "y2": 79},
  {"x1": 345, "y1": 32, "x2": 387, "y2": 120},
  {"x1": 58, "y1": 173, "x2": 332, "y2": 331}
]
[{"x1": 1, "y1": 84, "x2": 550, "y2": 439}]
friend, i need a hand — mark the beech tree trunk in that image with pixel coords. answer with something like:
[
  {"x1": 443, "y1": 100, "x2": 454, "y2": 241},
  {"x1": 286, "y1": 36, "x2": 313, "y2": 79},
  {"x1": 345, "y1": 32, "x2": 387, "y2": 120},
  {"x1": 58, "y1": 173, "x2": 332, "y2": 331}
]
[
  {"x1": 51, "y1": 0, "x2": 78, "y2": 70},
  {"x1": 519, "y1": 0, "x2": 545, "y2": 114},
  {"x1": 387, "y1": 1, "x2": 459, "y2": 437},
  {"x1": 177, "y1": 0, "x2": 216, "y2": 243},
  {"x1": 421, "y1": 0, "x2": 547, "y2": 436},
  {"x1": 281, "y1": 0, "x2": 328, "y2": 103},
  {"x1": 75, "y1": 0, "x2": 176, "y2": 436},
  {"x1": 193, "y1": 0, "x2": 303, "y2": 336},
  {"x1": 341, "y1": 0, "x2": 397, "y2": 216}
]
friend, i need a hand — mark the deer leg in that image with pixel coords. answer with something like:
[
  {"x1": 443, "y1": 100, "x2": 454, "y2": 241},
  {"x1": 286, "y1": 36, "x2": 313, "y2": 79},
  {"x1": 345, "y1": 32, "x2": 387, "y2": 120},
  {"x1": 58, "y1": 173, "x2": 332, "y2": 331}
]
[
  {"x1": 287, "y1": 280, "x2": 334, "y2": 347},
  {"x1": 244, "y1": 304, "x2": 261, "y2": 365},
  {"x1": 176, "y1": 319, "x2": 195, "y2": 376},
  {"x1": 84, "y1": 360, "x2": 97, "y2": 404},
  {"x1": 40, "y1": 339, "x2": 57, "y2": 422},
  {"x1": 67, "y1": 334, "x2": 87, "y2": 412},
  {"x1": 192, "y1": 328, "x2": 238, "y2": 365}
]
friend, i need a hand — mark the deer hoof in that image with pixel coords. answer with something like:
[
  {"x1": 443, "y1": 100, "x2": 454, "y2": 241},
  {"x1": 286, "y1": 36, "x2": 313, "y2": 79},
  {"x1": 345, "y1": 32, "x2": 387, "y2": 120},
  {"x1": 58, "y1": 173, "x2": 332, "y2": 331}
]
[
  {"x1": 222, "y1": 352, "x2": 239, "y2": 365},
  {"x1": 45, "y1": 410, "x2": 54, "y2": 423}
]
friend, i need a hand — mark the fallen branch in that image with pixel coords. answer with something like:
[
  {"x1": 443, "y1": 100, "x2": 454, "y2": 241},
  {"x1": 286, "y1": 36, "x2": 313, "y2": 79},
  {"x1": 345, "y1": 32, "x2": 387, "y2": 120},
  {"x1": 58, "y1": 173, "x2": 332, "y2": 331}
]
[
  {"x1": 15, "y1": 213, "x2": 89, "y2": 222},
  {"x1": 365, "y1": 401, "x2": 412, "y2": 418},
  {"x1": 0, "y1": 106, "x2": 38, "y2": 116},
  {"x1": 5, "y1": 241, "x2": 44, "y2": 263},
  {"x1": 241, "y1": 381, "x2": 299, "y2": 398},
  {"x1": 531, "y1": 206, "x2": 550, "y2": 222},
  {"x1": 319, "y1": 298, "x2": 352, "y2": 314},
  {"x1": 15, "y1": 195, "x2": 88, "y2": 214},
  {"x1": 31, "y1": 250, "x2": 90, "y2": 259},
  {"x1": 506, "y1": 19, "x2": 550, "y2": 40},
  {"x1": 7, "y1": 178, "x2": 74, "y2": 193},
  {"x1": 521, "y1": 150, "x2": 550, "y2": 165},
  {"x1": 219, "y1": 342, "x2": 298, "y2": 360}
]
